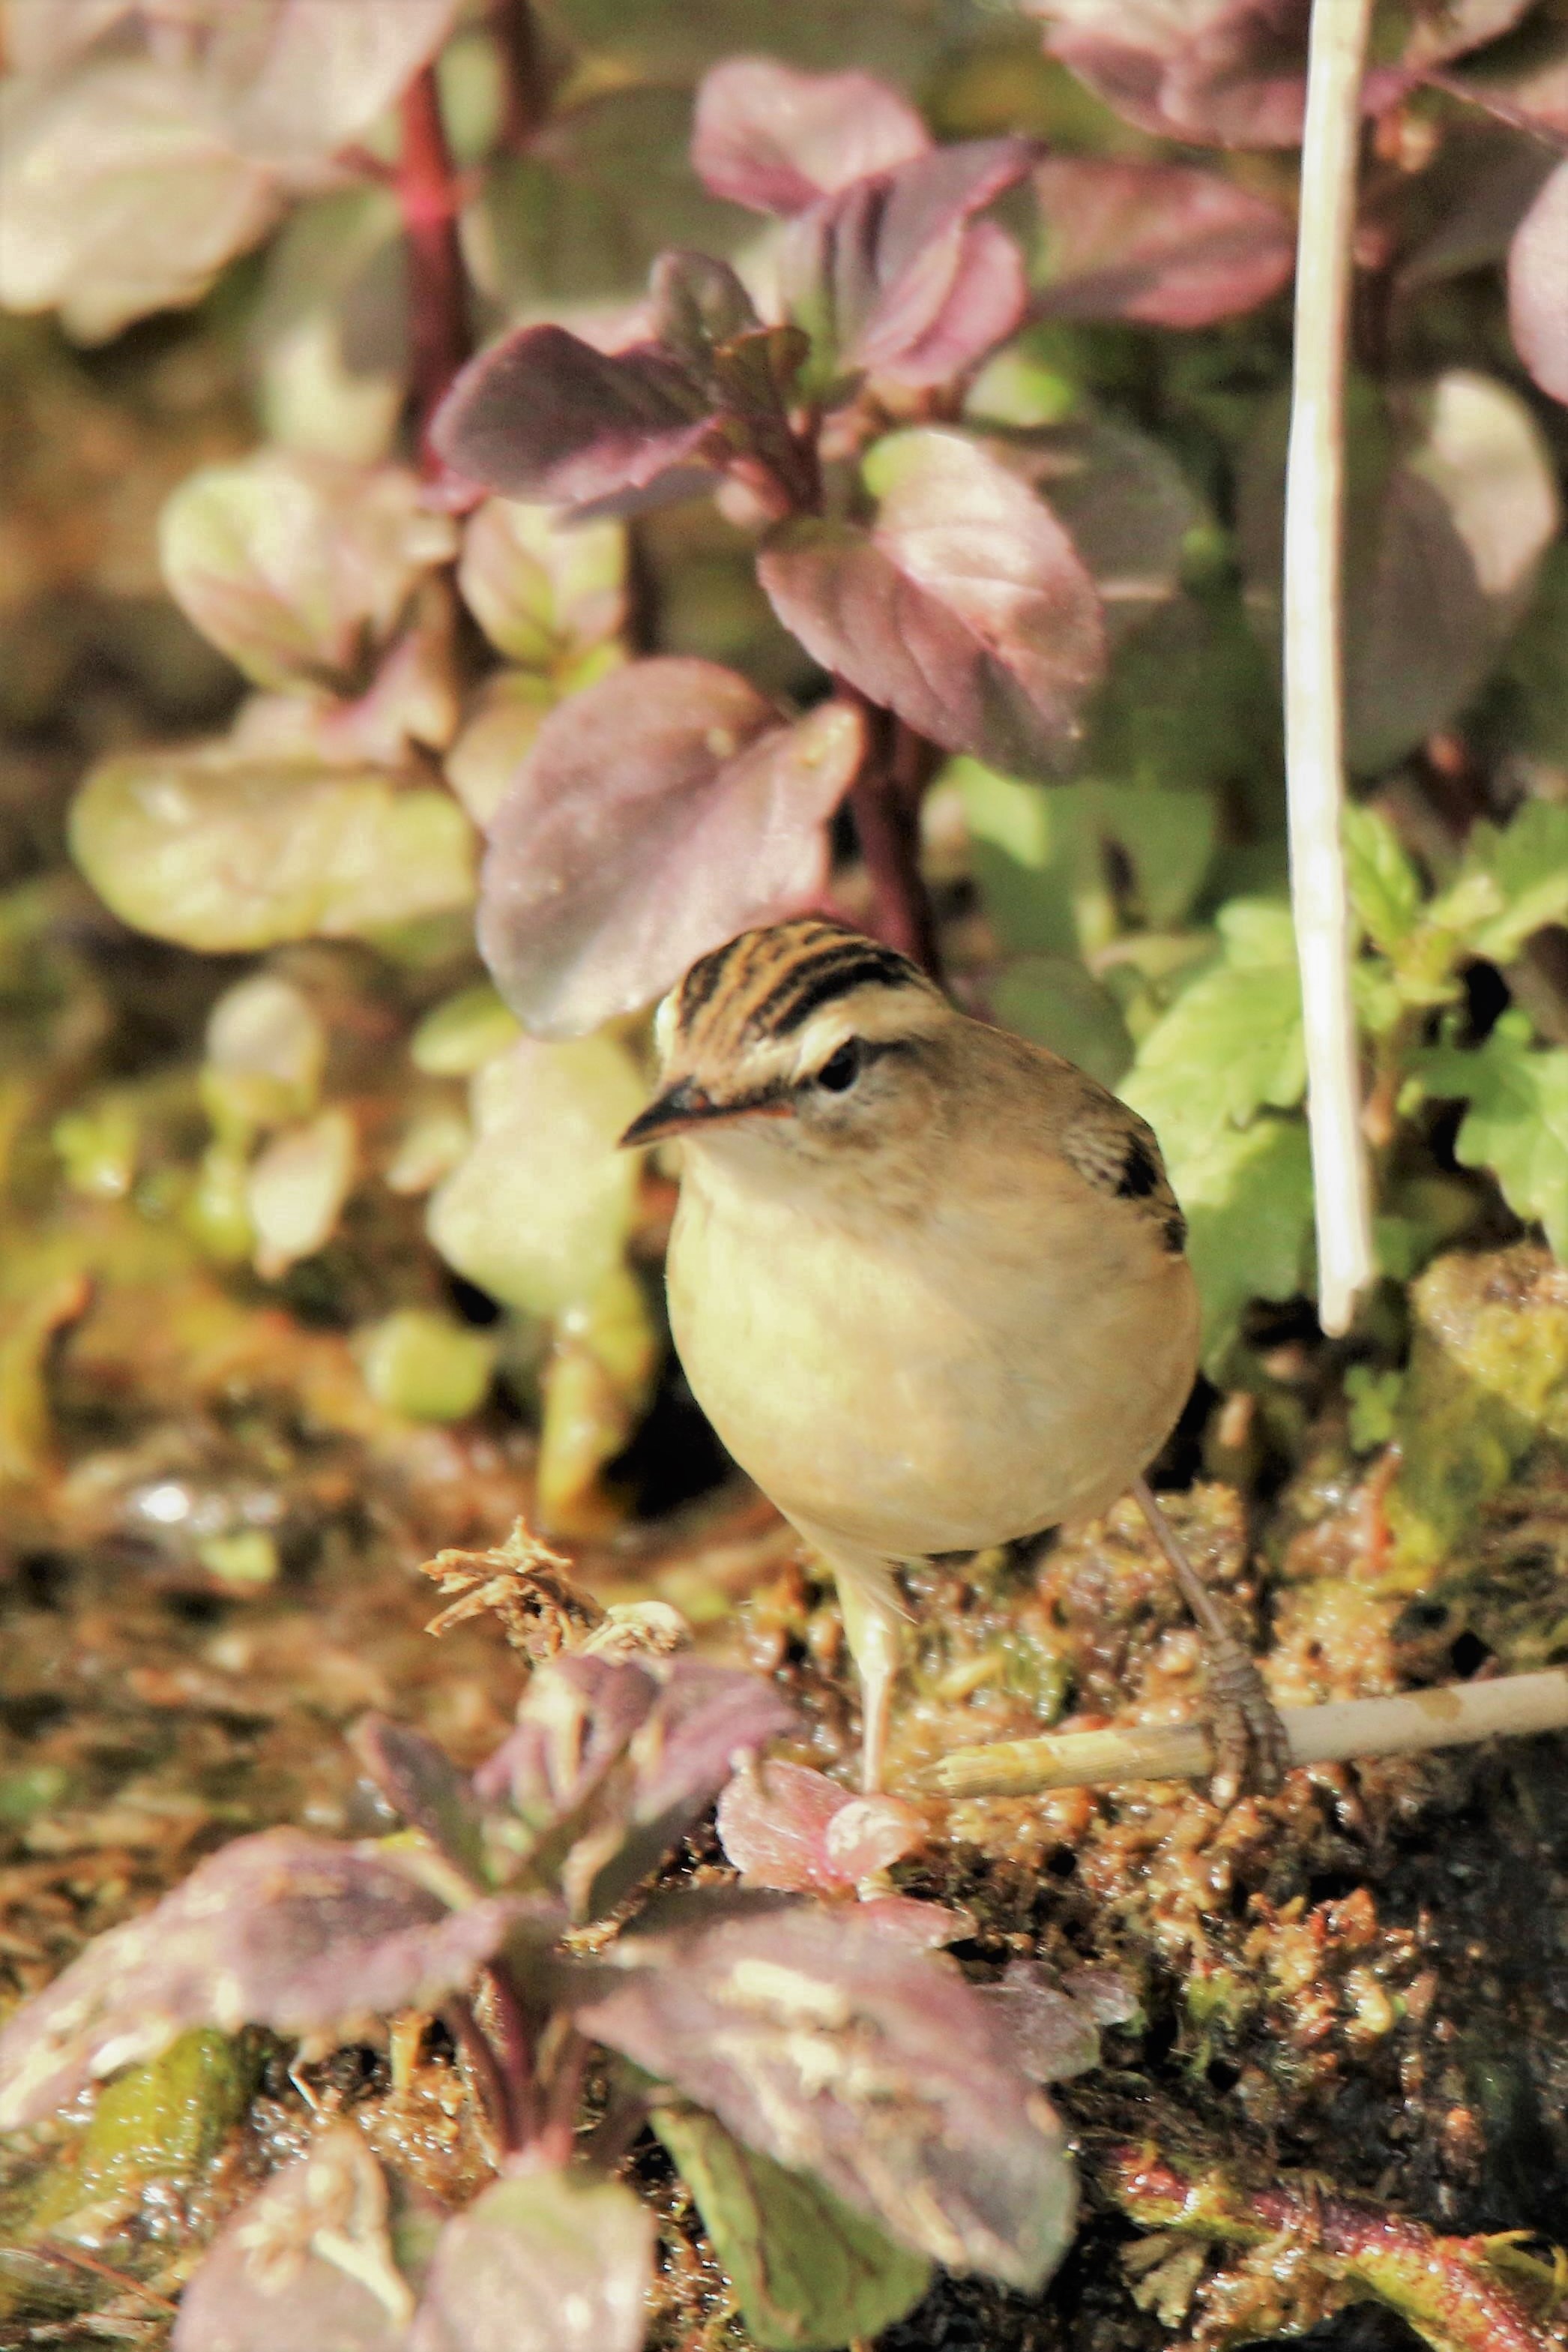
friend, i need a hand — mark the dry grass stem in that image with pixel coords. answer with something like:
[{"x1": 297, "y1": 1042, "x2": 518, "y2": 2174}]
[
  {"x1": 920, "y1": 1669, "x2": 1568, "y2": 1797},
  {"x1": 1285, "y1": 0, "x2": 1378, "y2": 1336}
]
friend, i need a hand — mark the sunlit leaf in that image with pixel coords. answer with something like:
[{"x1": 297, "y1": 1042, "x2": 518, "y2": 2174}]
[
  {"x1": 0, "y1": 57, "x2": 280, "y2": 340},
  {"x1": 70, "y1": 748, "x2": 476, "y2": 951},
  {"x1": 174, "y1": 2126, "x2": 417, "y2": 2352},
  {"x1": 717, "y1": 1760, "x2": 923, "y2": 1895},
  {"x1": 577, "y1": 1907, "x2": 1077, "y2": 2290},
  {"x1": 205, "y1": 970, "x2": 327, "y2": 1131},
  {"x1": 410, "y1": 2171, "x2": 652, "y2": 2352},
  {"x1": 1032, "y1": 158, "x2": 1293, "y2": 326},
  {"x1": 444, "y1": 672, "x2": 560, "y2": 828},
  {"x1": 1509, "y1": 159, "x2": 1568, "y2": 406},
  {"x1": 1438, "y1": 800, "x2": 1568, "y2": 966},
  {"x1": 426, "y1": 1033, "x2": 644, "y2": 1319},
  {"x1": 160, "y1": 455, "x2": 456, "y2": 691},
  {"x1": 692, "y1": 56, "x2": 929, "y2": 214},
  {"x1": 1, "y1": 0, "x2": 139, "y2": 73},
  {"x1": 1424, "y1": 1012, "x2": 1568, "y2": 1259},
  {"x1": 1180, "y1": 1116, "x2": 1315, "y2": 1368},
  {"x1": 653, "y1": 2105, "x2": 932, "y2": 2351},
  {"x1": 456, "y1": 502, "x2": 627, "y2": 676},
  {"x1": 1343, "y1": 804, "x2": 1422, "y2": 954},
  {"x1": 760, "y1": 432, "x2": 1103, "y2": 775},
  {"x1": 572, "y1": 1656, "x2": 800, "y2": 1921},
  {"x1": 195, "y1": 0, "x2": 460, "y2": 169},
  {"x1": 0, "y1": 1830, "x2": 526, "y2": 2126},
  {"x1": 477, "y1": 659, "x2": 863, "y2": 1038},
  {"x1": 1121, "y1": 899, "x2": 1303, "y2": 1157},
  {"x1": 247, "y1": 1105, "x2": 357, "y2": 1280}
]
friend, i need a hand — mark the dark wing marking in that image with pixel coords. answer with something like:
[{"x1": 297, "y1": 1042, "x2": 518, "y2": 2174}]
[{"x1": 1062, "y1": 1104, "x2": 1186, "y2": 1252}]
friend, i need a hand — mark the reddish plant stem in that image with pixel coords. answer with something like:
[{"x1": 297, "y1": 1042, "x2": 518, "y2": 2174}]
[
  {"x1": 534, "y1": 2026, "x2": 593, "y2": 2170},
  {"x1": 841, "y1": 695, "x2": 941, "y2": 976},
  {"x1": 478, "y1": 1961, "x2": 540, "y2": 2146},
  {"x1": 397, "y1": 66, "x2": 470, "y2": 466},
  {"x1": 445, "y1": 1996, "x2": 522, "y2": 2155},
  {"x1": 1105, "y1": 2147, "x2": 1553, "y2": 2352},
  {"x1": 492, "y1": 0, "x2": 546, "y2": 147},
  {"x1": 22, "y1": 2243, "x2": 178, "y2": 2315}
]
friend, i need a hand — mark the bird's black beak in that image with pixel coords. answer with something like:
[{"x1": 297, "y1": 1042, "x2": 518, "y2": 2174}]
[{"x1": 618, "y1": 1077, "x2": 789, "y2": 1149}]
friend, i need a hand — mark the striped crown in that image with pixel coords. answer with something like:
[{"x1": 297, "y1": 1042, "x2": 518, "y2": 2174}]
[{"x1": 660, "y1": 920, "x2": 937, "y2": 1075}]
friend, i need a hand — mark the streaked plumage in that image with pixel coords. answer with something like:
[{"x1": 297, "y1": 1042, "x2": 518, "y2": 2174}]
[{"x1": 621, "y1": 918, "x2": 1259, "y2": 1793}]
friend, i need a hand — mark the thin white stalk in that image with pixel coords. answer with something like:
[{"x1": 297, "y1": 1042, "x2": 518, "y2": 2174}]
[
  {"x1": 1285, "y1": 0, "x2": 1377, "y2": 1337},
  {"x1": 919, "y1": 1670, "x2": 1568, "y2": 1798}
]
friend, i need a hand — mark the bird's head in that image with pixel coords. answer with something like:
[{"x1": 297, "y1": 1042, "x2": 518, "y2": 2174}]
[{"x1": 618, "y1": 919, "x2": 953, "y2": 1182}]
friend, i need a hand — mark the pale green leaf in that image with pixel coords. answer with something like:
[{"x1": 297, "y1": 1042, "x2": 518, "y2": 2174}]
[
  {"x1": 458, "y1": 500, "x2": 627, "y2": 672},
  {"x1": 1423, "y1": 1012, "x2": 1568, "y2": 1257},
  {"x1": 953, "y1": 762, "x2": 1216, "y2": 958},
  {"x1": 426, "y1": 1035, "x2": 645, "y2": 1318},
  {"x1": 70, "y1": 749, "x2": 476, "y2": 952},
  {"x1": 1121, "y1": 901, "x2": 1303, "y2": 1158},
  {"x1": 1179, "y1": 1117, "x2": 1315, "y2": 1370},
  {"x1": 160, "y1": 454, "x2": 456, "y2": 691},
  {"x1": 989, "y1": 954, "x2": 1132, "y2": 1087},
  {"x1": 1343, "y1": 803, "x2": 1421, "y2": 952},
  {"x1": 654, "y1": 2107, "x2": 932, "y2": 2352},
  {"x1": 1447, "y1": 800, "x2": 1568, "y2": 965}
]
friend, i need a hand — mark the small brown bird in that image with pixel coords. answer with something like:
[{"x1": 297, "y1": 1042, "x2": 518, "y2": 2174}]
[{"x1": 621, "y1": 918, "x2": 1284, "y2": 1798}]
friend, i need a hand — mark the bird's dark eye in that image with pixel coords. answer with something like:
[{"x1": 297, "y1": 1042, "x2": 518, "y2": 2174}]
[{"x1": 815, "y1": 1039, "x2": 864, "y2": 1093}]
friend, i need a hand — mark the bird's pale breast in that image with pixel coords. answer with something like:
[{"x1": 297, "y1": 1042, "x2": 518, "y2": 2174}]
[{"x1": 666, "y1": 1161, "x2": 1199, "y2": 1563}]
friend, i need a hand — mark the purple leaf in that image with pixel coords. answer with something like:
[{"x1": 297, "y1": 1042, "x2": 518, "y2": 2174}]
[
  {"x1": 717, "y1": 1759, "x2": 925, "y2": 1895},
  {"x1": 477, "y1": 658, "x2": 864, "y2": 1038},
  {"x1": 350, "y1": 1715, "x2": 488, "y2": 1883},
  {"x1": 974, "y1": 413, "x2": 1208, "y2": 646},
  {"x1": 431, "y1": 326, "x2": 717, "y2": 511},
  {"x1": 475, "y1": 1653, "x2": 661, "y2": 1827},
  {"x1": 977, "y1": 1961, "x2": 1103, "y2": 2085},
  {"x1": 0, "y1": 1830, "x2": 525, "y2": 2126},
  {"x1": 410, "y1": 2170, "x2": 653, "y2": 2352},
  {"x1": 475, "y1": 1651, "x2": 797, "y2": 1922},
  {"x1": 647, "y1": 250, "x2": 762, "y2": 373},
  {"x1": 784, "y1": 139, "x2": 1033, "y2": 386},
  {"x1": 758, "y1": 430, "x2": 1104, "y2": 774},
  {"x1": 1510, "y1": 159, "x2": 1568, "y2": 405},
  {"x1": 1447, "y1": 15, "x2": 1568, "y2": 140},
  {"x1": 1238, "y1": 370, "x2": 1558, "y2": 771},
  {"x1": 1032, "y1": 158, "x2": 1293, "y2": 326},
  {"x1": 173, "y1": 2126, "x2": 418, "y2": 2352},
  {"x1": 885, "y1": 217, "x2": 1029, "y2": 386},
  {"x1": 576, "y1": 1906, "x2": 1077, "y2": 2290},
  {"x1": 1028, "y1": 0, "x2": 1530, "y2": 148},
  {"x1": 692, "y1": 57, "x2": 929, "y2": 214},
  {"x1": 570, "y1": 1655, "x2": 800, "y2": 1922}
]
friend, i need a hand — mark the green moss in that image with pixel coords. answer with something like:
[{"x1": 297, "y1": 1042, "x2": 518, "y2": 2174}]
[
  {"x1": 1385, "y1": 1245, "x2": 1568, "y2": 1580},
  {"x1": 23, "y1": 2029, "x2": 256, "y2": 2240}
]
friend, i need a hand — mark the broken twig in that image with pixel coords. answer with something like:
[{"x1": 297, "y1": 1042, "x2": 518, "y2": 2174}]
[{"x1": 920, "y1": 1670, "x2": 1568, "y2": 1798}]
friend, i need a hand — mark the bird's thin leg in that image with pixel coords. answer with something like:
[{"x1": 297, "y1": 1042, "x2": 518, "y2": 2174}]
[
  {"x1": 1131, "y1": 1474, "x2": 1289, "y2": 1805},
  {"x1": 836, "y1": 1568, "x2": 905, "y2": 1793}
]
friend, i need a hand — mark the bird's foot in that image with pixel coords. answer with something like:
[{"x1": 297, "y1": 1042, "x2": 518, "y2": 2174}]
[{"x1": 1201, "y1": 1627, "x2": 1291, "y2": 1807}]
